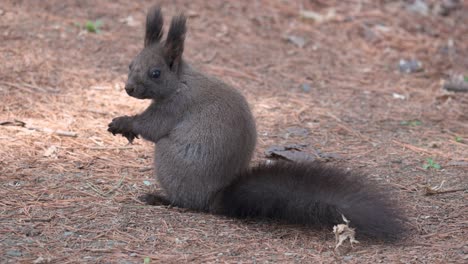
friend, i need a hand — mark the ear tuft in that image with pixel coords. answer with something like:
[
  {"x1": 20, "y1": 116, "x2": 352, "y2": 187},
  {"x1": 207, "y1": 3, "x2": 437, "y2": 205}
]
[
  {"x1": 145, "y1": 5, "x2": 164, "y2": 47},
  {"x1": 164, "y1": 14, "x2": 187, "y2": 70}
]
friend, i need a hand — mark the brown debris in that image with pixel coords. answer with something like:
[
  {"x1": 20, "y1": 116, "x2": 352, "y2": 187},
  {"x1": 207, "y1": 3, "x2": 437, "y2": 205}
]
[
  {"x1": 333, "y1": 215, "x2": 359, "y2": 251},
  {"x1": 423, "y1": 181, "x2": 467, "y2": 196}
]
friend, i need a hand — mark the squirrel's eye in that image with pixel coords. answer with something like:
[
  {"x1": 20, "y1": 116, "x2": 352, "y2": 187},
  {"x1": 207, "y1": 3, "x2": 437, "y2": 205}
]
[{"x1": 149, "y1": 68, "x2": 161, "y2": 79}]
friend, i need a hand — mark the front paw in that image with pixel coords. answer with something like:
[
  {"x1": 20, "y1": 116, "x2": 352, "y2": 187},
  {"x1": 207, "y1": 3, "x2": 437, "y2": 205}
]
[
  {"x1": 108, "y1": 116, "x2": 130, "y2": 135},
  {"x1": 139, "y1": 193, "x2": 172, "y2": 206},
  {"x1": 107, "y1": 116, "x2": 138, "y2": 143}
]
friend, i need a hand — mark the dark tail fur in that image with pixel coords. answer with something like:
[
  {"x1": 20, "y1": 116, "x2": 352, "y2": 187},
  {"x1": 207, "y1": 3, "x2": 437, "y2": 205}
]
[{"x1": 214, "y1": 161, "x2": 405, "y2": 240}]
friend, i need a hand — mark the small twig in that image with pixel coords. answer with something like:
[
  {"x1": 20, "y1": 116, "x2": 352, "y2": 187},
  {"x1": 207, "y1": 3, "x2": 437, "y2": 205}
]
[
  {"x1": 424, "y1": 187, "x2": 467, "y2": 196},
  {"x1": 389, "y1": 182, "x2": 419, "y2": 192},
  {"x1": 86, "y1": 183, "x2": 106, "y2": 196},
  {"x1": 27, "y1": 126, "x2": 78, "y2": 137},
  {"x1": 72, "y1": 187, "x2": 102, "y2": 199},
  {"x1": 83, "y1": 248, "x2": 115, "y2": 253},
  {"x1": 0, "y1": 120, "x2": 26, "y2": 126},
  {"x1": 139, "y1": 167, "x2": 153, "y2": 172},
  {"x1": 206, "y1": 65, "x2": 263, "y2": 83},
  {"x1": 0, "y1": 80, "x2": 57, "y2": 93},
  {"x1": 0, "y1": 119, "x2": 78, "y2": 137},
  {"x1": 326, "y1": 112, "x2": 373, "y2": 142},
  {"x1": 421, "y1": 229, "x2": 463, "y2": 239},
  {"x1": 60, "y1": 146, "x2": 133, "y2": 150},
  {"x1": 423, "y1": 180, "x2": 466, "y2": 196},
  {"x1": 23, "y1": 217, "x2": 53, "y2": 222},
  {"x1": 393, "y1": 140, "x2": 467, "y2": 161},
  {"x1": 83, "y1": 109, "x2": 110, "y2": 115},
  {"x1": 87, "y1": 172, "x2": 127, "y2": 197},
  {"x1": 87, "y1": 146, "x2": 133, "y2": 150}
]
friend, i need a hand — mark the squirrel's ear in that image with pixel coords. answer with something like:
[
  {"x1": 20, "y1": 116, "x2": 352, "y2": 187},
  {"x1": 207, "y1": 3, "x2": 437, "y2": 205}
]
[
  {"x1": 145, "y1": 5, "x2": 164, "y2": 47},
  {"x1": 164, "y1": 14, "x2": 186, "y2": 71}
]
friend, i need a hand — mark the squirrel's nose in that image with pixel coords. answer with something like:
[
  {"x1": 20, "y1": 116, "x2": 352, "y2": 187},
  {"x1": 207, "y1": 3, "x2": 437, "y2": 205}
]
[{"x1": 125, "y1": 84, "x2": 135, "y2": 94}]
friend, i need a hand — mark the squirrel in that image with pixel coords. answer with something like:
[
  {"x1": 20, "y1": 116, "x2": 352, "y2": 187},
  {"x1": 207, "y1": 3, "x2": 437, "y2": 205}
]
[{"x1": 108, "y1": 6, "x2": 405, "y2": 241}]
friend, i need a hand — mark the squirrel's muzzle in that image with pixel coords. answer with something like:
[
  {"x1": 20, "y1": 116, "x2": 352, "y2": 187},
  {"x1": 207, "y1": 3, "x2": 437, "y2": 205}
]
[{"x1": 125, "y1": 84, "x2": 135, "y2": 95}]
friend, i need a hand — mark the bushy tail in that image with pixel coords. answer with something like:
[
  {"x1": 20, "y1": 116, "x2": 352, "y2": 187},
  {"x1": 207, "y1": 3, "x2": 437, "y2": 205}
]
[{"x1": 214, "y1": 161, "x2": 406, "y2": 240}]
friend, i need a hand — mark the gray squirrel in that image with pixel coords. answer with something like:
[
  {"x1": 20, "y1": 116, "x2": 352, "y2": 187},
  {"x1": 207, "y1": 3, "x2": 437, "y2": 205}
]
[{"x1": 108, "y1": 6, "x2": 405, "y2": 240}]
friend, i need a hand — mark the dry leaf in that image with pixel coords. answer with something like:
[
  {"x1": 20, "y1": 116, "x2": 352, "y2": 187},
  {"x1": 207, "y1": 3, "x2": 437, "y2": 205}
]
[
  {"x1": 119, "y1": 15, "x2": 139, "y2": 27},
  {"x1": 43, "y1": 146, "x2": 58, "y2": 158},
  {"x1": 265, "y1": 144, "x2": 316, "y2": 162},
  {"x1": 392, "y1": 93, "x2": 406, "y2": 100},
  {"x1": 333, "y1": 215, "x2": 359, "y2": 250},
  {"x1": 300, "y1": 9, "x2": 336, "y2": 23},
  {"x1": 424, "y1": 181, "x2": 445, "y2": 195},
  {"x1": 33, "y1": 256, "x2": 51, "y2": 264},
  {"x1": 89, "y1": 136, "x2": 104, "y2": 146}
]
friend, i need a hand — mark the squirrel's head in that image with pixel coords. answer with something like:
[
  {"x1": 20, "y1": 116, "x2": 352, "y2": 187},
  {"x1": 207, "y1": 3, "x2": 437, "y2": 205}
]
[{"x1": 125, "y1": 6, "x2": 186, "y2": 100}]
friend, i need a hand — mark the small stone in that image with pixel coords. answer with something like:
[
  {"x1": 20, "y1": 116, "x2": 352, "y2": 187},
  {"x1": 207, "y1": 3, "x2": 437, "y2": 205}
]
[
  {"x1": 286, "y1": 35, "x2": 307, "y2": 48},
  {"x1": 434, "y1": 0, "x2": 461, "y2": 16},
  {"x1": 361, "y1": 25, "x2": 378, "y2": 42},
  {"x1": 63, "y1": 231, "x2": 74, "y2": 237},
  {"x1": 285, "y1": 126, "x2": 309, "y2": 137},
  {"x1": 6, "y1": 250, "x2": 23, "y2": 257},
  {"x1": 301, "y1": 83, "x2": 311, "y2": 92},
  {"x1": 143, "y1": 180, "x2": 152, "y2": 186},
  {"x1": 443, "y1": 74, "x2": 468, "y2": 92},
  {"x1": 74, "y1": 161, "x2": 85, "y2": 169},
  {"x1": 129, "y1": 253, "x2": 137, "y2": 257},
  {"x1": 399, "y1": 59, "x2": 423, "y2": 73},
  {"x1": 25, "y1": 228, "x2": 41, "y2": 237},
  {"x1": 406, "y1": 0, "x2": 429, "y2": 16}
]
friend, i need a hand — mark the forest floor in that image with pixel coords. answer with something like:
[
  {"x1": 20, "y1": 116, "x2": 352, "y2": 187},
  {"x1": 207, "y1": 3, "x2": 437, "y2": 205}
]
[{"x1": 1, "y1": 0, "x2": 467, "y2": 263}]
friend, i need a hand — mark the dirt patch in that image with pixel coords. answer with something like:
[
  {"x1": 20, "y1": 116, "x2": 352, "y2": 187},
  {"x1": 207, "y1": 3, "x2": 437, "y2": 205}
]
[{"x1": 1, "y1": 0, "x2": 467, "y2": 263}]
